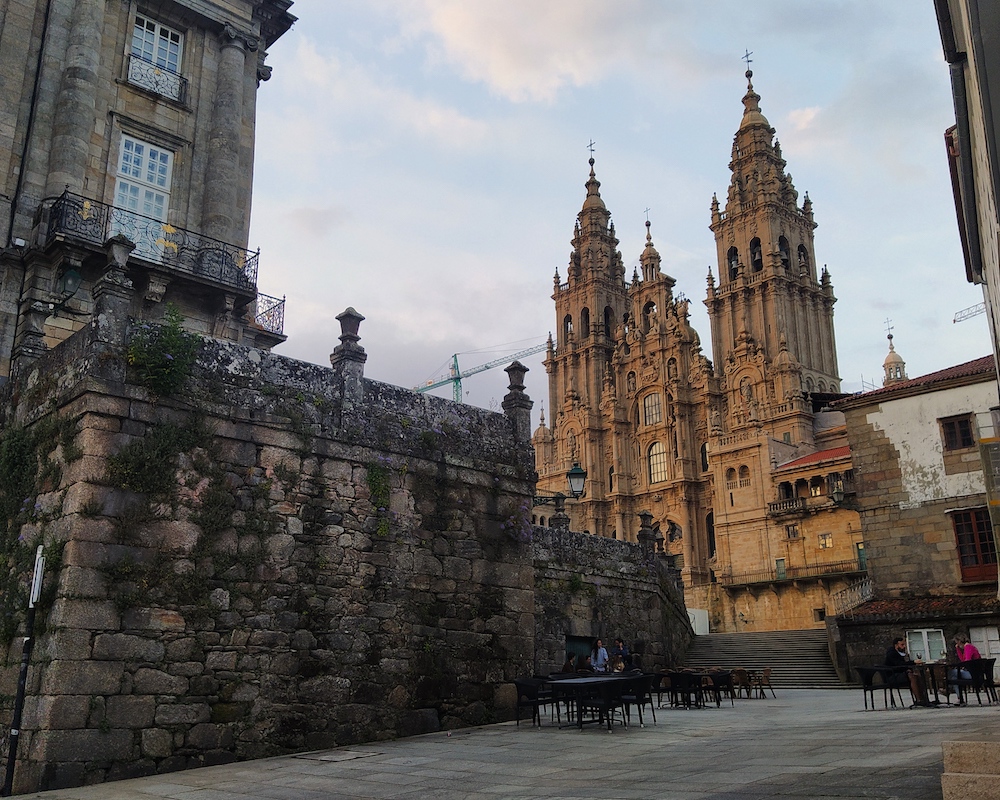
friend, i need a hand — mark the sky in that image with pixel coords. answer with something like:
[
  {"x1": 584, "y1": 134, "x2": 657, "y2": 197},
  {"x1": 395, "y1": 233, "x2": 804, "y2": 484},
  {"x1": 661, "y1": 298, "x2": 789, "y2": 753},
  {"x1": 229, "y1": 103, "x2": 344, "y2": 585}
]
[{"x1": 249, "y1": 0, "x2": 991, "y2": 423}]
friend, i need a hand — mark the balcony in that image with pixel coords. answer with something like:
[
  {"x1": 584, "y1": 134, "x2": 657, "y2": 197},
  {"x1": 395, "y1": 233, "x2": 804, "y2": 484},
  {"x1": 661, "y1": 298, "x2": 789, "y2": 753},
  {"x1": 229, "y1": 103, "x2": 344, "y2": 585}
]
[
  {"x1": 254, "y1": 293, "x2": 285, "y2": 336},
  {"x1": 719, "y1": 559, "x2": 866, "y2": 589},
  {"x1": 44, "y1": 192, "x2": 257, "y2": 300},
  {"x1": 127, "y1": 54, "x2": 187, "y2": 103},
  {"x1": 767, "y1": 497, "x2": 807, "y2": 516}
]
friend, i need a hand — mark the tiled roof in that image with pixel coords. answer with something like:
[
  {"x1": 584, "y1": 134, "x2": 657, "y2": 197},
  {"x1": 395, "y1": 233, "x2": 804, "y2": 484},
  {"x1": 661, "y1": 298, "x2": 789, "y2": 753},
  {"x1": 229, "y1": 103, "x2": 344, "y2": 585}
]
[
  {"x1": 840, "y1": 594, "x2": 1000, "y2": 621},
  {"x1": 776, "y1": 445, "x2": 852, "y2": 471},
  {"x1": 834, "y1": 355, "x2": 995, "y2": 405}
]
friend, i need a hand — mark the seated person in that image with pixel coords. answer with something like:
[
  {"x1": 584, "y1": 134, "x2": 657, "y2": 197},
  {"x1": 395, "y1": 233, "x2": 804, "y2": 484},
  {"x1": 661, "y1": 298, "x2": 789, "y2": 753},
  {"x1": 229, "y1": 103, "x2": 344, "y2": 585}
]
[
  {"x1": 610, "y1": 638, "x2": 631, "y2": 669},
  {"x1": 949, "y1": 633, "x2": 981, "y2": 701},
  {"x1": 576, "y1": 654, "x2": 595, "y2": 673},
  {"x1": 561, "y1": 653, "x2": 576, "y2": 673},
  {"x1": 884, "y1": 636, "x2": 928, "y2": 706}
]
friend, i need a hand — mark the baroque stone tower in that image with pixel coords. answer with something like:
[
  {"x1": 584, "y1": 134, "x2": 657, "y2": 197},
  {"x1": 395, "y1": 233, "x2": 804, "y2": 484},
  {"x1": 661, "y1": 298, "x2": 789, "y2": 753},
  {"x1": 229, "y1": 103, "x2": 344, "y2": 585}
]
[
  {"x1": 0, "y1": 0, "x2": 295, "y2": 382},
  {"x1": 535, "y1": 71, "x2": 864, "y2": 633}
]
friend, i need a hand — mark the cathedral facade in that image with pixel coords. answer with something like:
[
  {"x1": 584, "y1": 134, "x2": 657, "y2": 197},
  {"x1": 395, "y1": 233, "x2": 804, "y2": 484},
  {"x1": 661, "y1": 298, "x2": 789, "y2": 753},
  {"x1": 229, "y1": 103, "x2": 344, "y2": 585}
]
[{"x1": 534, "y1": 72, "x2": 865, "y2": 633}]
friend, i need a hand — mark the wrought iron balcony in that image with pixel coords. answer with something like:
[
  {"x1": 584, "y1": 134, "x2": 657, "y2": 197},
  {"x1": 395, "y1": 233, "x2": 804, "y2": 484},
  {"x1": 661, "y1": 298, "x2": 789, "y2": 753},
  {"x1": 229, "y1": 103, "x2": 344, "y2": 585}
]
[
  {"x1": 127, "y1": 54, "x2": 187, "y2": 103},
  {"x1": 44, "y1": 192, "x2": 257, "y2": 296},
  {"x1": 719, "y1": 559, "x2": 866, "y2": 588},
  {"x1": 255, "y1": 293, "x2": 285, "y2": 336}
]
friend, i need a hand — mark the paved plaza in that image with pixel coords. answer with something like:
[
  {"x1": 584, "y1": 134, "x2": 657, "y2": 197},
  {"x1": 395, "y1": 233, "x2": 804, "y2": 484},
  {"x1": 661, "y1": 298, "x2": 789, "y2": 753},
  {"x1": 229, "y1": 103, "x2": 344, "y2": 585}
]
[{"x1": 19, "y1": 689, "x2": 1000, "y2": 800}]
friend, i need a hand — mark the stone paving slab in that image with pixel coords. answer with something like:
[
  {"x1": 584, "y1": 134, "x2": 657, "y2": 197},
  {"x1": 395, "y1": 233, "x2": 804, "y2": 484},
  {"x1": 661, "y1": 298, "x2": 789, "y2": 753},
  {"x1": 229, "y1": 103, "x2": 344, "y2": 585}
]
[{"x1": 16, "y1": 690, "x2": 1000, "y2": 800}]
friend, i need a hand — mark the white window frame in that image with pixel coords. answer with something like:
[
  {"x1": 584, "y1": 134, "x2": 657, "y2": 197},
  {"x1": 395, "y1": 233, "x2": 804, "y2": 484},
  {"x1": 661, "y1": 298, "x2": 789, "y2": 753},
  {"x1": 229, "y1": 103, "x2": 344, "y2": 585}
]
[
  {"x1": 128, "y1": 15, "x2": 185, "y2": 100},
  {"x1": 906, "y1": 629, "x2": 946, "y2": 662},
  {"x1": 817, "y1": 532, "x2": 833, "y2": 549},
  {"x1": 113, "y1": 134, "x2": 174, "y2": 261},
  {"x1": 648, "y1": 442, "x2": 668, "y2": 484}
]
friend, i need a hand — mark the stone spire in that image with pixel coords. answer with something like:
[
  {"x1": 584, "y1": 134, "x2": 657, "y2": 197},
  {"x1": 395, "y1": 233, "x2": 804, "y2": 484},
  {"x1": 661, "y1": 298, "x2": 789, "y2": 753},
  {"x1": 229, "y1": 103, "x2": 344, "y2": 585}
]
[{"x1": 639, "y1": 219, "x2": 661, "y2": 282}]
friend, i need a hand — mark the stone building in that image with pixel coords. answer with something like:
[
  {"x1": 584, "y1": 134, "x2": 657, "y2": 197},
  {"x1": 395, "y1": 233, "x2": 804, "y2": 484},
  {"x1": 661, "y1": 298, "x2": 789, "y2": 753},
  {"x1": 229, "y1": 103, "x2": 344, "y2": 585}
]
[
  {"x1": 534, "y1": 71, "x2": 864, "y2": 633},
  {"x1": 830, "y1": 350, "x2": 1000, "y2": 676},
  {"x1": 0, "y1": 0, "x2": 295, "y2": 382}
]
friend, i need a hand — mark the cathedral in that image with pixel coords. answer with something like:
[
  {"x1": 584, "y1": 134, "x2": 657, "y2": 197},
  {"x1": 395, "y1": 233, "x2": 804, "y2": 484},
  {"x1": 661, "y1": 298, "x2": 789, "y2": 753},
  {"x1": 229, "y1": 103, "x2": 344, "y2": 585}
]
[{"x1": 533, "y1": 70, "x2": 865, "y2": 634}]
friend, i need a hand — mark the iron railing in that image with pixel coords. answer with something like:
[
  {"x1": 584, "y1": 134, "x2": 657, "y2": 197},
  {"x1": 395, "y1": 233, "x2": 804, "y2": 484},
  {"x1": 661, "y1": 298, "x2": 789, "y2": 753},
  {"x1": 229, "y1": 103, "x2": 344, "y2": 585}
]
[
  {"x1": 126, "y1": 54, "x2": 188, "y2": 103},
  {"x1": 719, "y1": 559, "x2": 866, "y2": 588},
  {"x1": 45, "y1": 192, "x2": 258, "y2": 294},
  {"x1": 831, "y1": 576, "x2": 874, "y2": 615},
  {"x1": 255, "y1": 293, "x2": 285, "y2": 335}
]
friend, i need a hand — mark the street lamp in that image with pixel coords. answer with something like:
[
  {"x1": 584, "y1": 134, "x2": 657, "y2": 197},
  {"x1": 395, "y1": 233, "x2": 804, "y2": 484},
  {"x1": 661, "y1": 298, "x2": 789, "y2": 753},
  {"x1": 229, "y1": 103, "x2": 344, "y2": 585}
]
[{"x1": 534, "y1": 463, "x2": 588, "y2": 529}]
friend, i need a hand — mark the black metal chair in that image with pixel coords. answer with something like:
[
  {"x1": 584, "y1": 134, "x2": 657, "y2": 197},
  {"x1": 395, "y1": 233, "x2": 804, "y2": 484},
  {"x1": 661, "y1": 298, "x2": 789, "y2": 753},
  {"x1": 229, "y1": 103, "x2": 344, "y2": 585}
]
[
  {"x1": 576, "y1": 679, "x2": 627, "y2": 731},
  {"x1": 513, "y1": 678, "x2": 548, "y2": 726},
  {"x1": 856, "y1": 666, "x2": 903, "y2": 710},
  {"x1": 622, "y1": 673, "x2": 657, "y2": 726},
  {"x1": 954, "y1": 658, "x2": 994, "y2": 705},
  {"x1": 705, "y1": 670, "x2": 735, "y2": 707},
  {"x1": 666, "y1": 671, "x2": 703, "y2": 709}
]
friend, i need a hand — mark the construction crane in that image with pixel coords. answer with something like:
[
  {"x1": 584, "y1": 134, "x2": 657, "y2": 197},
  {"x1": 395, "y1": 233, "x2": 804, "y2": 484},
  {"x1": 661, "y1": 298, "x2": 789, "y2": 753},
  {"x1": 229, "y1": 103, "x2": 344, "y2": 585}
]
[
  {"x1": 415, "y1": 343, "x2": 547, "y2": 403},
  {"x1": 954, "y1": 302, "x2": 986, "y2": 323}
]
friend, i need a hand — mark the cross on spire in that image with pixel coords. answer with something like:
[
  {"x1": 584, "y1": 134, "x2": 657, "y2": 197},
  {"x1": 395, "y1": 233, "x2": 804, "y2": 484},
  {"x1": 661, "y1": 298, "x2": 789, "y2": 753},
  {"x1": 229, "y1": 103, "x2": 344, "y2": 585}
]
[
  {"x1": 644, "y1": 207, "x2": 651, "y2": 222},
  {"x1": 884, "y1": 318, "x2": 894, "y2": 338},
  {"x1": 742, "y1": 49, "x2": 753, "y2": 68},
  {"x1": 587, "y1": 139, "x2": 596, "y2": 157}
]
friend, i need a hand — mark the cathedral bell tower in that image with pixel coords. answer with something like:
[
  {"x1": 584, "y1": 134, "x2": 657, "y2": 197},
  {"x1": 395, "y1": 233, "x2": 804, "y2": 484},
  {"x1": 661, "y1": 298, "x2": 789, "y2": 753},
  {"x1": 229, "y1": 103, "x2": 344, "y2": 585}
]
[{"x1": 706, "y1": 68, "x2": 840, "y2": 435}]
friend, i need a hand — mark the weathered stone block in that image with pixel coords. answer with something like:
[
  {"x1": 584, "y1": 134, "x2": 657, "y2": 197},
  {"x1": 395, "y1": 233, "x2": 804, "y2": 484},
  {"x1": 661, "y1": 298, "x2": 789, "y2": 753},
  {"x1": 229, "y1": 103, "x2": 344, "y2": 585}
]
[
  {"x1": 22, "y1": 695, "x2": 90, "y2": 730},
  {"x1": 41, "y1": 661, "x2": 123, "y2": 695},
  {"x1": 140, "y1": 728, "x2": 173, "y2": 758},
  {"x1": 93, "y1": 633, "x2": 164, "y2": 661},
  {"x1": 29, "y1": 729, "x2": 133, "y2": 762},
  {"x1": 205, "y1": 651, "x2": 238, "y2": 671},
  {"x1": 186, "y1": 723, "x2": 234, "y2": 750},
  {"x1": 122, "y1": 608, "x2": 186, "y2": 631},
  {"x1": 132, "y1": 668, "x2": 188, "y2": 695},
  {"x1": 154, "y1": 703, "x2": 211, "y2": 726},
  {"x1": 106, "y1": 695, "x2": 155, "y2": 728}
]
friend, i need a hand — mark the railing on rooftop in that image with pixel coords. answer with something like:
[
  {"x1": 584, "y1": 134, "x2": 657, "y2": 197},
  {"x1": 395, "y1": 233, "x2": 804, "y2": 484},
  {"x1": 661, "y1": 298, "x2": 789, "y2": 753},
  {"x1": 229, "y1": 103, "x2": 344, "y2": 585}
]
[
  {"x1": 45, "y1": 191, "x2": 258, "y2": 295},
  {"x1": 255, "y1": 293, "x2": 285, "y2": 336},
  {"x1": 719, "y1": 559, "x2": 866, "y2": 588},
  {"x1": 767, "y1": 497, "x2": 807, "y2": 516}
]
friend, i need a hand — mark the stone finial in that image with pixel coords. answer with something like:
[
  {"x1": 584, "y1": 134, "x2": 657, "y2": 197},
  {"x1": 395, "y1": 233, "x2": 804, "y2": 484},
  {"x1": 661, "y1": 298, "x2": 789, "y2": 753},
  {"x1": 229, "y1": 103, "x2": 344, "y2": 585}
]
[
  {"x1": 331, "y1": 307, "x2": 367, "y2": 403},
  {"x1": 502, "y1": 360, "x2": 533, "y2": 442},
  {"x1": 637, "y1": 510, "x2": 656, "y2": 552}
]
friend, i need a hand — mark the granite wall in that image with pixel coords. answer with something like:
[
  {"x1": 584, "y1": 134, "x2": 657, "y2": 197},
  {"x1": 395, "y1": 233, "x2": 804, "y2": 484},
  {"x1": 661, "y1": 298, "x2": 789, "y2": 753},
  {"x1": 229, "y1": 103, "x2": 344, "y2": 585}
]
[{"x1": 0, "y1": 283, "x2": 691, "y2": 793}]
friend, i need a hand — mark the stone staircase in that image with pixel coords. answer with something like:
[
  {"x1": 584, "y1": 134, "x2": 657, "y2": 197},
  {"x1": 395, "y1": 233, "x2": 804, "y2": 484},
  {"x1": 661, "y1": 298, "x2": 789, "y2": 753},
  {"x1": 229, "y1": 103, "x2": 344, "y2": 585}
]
[{"x1": 681, "y1": 628, "x2": 848, "y2": 689}]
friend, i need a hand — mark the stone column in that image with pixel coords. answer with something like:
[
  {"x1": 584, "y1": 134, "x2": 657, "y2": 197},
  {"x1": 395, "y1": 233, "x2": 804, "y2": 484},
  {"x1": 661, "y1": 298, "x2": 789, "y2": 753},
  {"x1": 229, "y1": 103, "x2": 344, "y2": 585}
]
[
  {"x1": 45, "y1": 0, "x2": 105, "y2": 196},
  {"x1": 90, "y1": 235, "x2": 135, "y2": 383},
  {"x1": 330, "y1": 307, "x2": 367, "y2": 406},
  {"x1": 202, "y1": 24, "x2": 257, "y2": 243},
  {"x1": 502, "y1": 361, "x2": 533, "y2": 442}
]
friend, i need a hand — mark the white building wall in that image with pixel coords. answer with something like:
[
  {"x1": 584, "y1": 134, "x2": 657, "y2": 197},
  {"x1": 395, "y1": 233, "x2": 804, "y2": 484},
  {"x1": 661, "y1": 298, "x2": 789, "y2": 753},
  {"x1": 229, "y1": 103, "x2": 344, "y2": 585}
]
[{"x1": 865, "y1": 381, "x2": 998, "y2": 508}]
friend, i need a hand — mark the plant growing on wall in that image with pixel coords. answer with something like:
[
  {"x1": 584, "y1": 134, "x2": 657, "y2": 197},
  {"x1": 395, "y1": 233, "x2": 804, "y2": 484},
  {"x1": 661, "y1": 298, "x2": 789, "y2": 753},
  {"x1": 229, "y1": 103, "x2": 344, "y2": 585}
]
[{"x1": 126, "y1": 304, "x2": 199, "y2": 396}]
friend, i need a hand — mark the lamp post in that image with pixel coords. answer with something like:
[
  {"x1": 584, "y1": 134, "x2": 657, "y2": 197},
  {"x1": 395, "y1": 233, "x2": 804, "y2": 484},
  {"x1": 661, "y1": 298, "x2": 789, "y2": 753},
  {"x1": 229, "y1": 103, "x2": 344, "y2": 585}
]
[{"x1": 534, "y1": 463, "x2": 587, "y2": 531}]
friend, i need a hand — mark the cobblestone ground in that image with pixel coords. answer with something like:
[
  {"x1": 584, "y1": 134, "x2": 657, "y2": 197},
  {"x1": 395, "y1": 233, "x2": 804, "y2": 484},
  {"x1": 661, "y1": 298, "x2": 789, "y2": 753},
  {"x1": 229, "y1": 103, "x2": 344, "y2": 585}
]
[{"x1": 20, "y1": 689, "x2": 1000, "y2": 800}]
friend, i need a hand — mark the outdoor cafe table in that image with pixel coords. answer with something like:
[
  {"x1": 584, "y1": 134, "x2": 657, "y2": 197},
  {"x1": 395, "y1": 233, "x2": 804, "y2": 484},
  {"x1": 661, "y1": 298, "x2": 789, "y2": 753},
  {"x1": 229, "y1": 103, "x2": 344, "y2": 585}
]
[{"x1": 545, "y1": 674, "x2": 633, "y2": 729}]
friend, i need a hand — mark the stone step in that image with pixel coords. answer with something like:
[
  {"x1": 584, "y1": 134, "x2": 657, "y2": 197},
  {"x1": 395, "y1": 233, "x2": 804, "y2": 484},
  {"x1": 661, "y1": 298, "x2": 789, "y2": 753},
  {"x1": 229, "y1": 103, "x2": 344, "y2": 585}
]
[{"x1": 681, "y1": 629, "x2": 846, "y2": 689}]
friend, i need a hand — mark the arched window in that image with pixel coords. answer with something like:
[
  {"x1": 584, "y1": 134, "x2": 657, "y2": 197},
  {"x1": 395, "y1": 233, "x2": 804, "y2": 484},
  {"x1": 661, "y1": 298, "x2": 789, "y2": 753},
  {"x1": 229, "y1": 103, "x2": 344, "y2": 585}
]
[
  {"x1": 648, "y1": 442, "x2": 669, "y2": 483},
  {"x1": 580, "y1": 307, "x2": 590, "y2": 338},
  {"x1": 700, "y1": 443, "x2": 709, "y2": 472},
  {"x1": 778, "y1": 236, "x2": 790, "y2": 269},
  {"x1": 725, "y1": 468, "x2": 738, "y2": 490},
  {"x1": 706, "y1": 512, "x2": 716, "y2": 557},
  {"x1": 667, "y1": 357, "x2": 678, "y2": 380},
  {"x1": 563, "y1": 314, "x2": 574, "y2": 340},
  {"x1": 643, "y1": 393, "x2": 662, "y2": 425},
  {"x1": 809, "y1": 476, "x2": 825, "y2": 497},
  {"x1": 604, "y1": 306, "x2": 614, "y2": 338},
  {"x1": 805, "y1": 377, "x2": 814, "y2": 392},
  {"x1": 727, "y1": 247, "x2": 739, "y2": 281},
  {"x1": 779, "y1": 482, "x2": 793, "y2": 500},
  {"x1": 738, "y1": 465, "x2": 751, "y2": 488},
  {"x1": 750, "y1": 237, "x2": 763, "y2": 272},
  {"x1": 797, "y1": 244, "x2": 809, "y2": 269},
  {"x1": 642, "y1": 301, "x2": 657, "y2": 332},
  {"x1": 608, "y1": 465, "x2": 614, "y2": 492}
]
